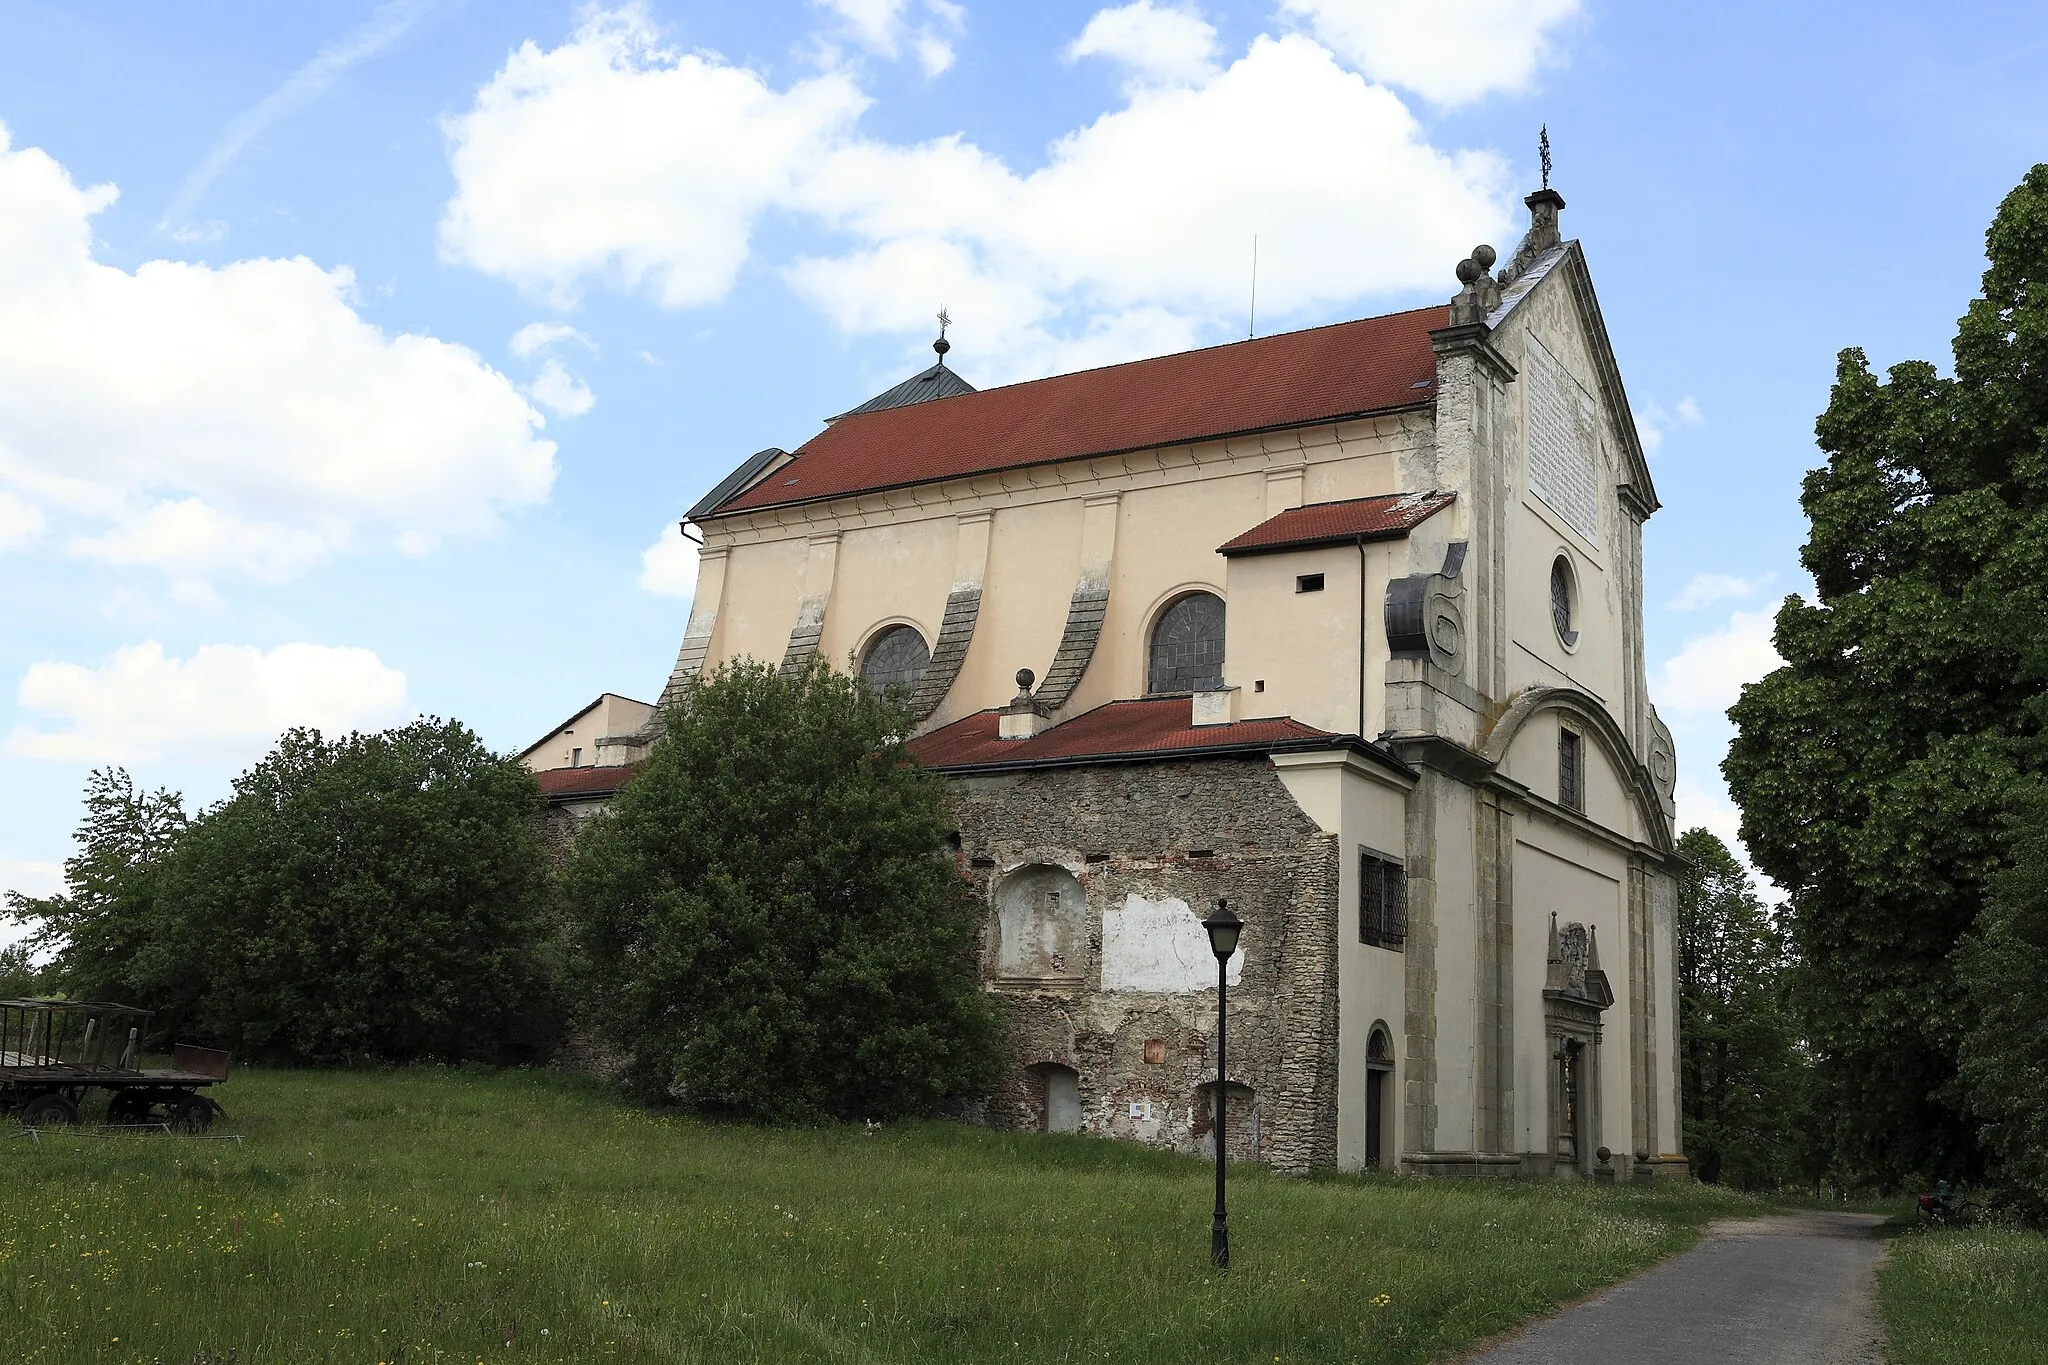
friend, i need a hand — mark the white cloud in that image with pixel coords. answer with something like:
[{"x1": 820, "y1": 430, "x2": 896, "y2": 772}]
[
  {"x1": 0, "y1": 490, "x2": 44, "y2": 550},
  {"x1": 1277, "y1": 0, "x2": 1581, "y2": 106},
  {"x1": 528, "y1": 357, "x2": 596, "y2": 417},
  {"x1": 1652, "y1": 609, "x2": 1782, "y2": 719},
  {"x1": 506, "y1": 323, "x2": 597, "y2": 416},
  {"x1": 509, "y1": 321, "x2": 593, "y2": 358},
  {"x1": 442, "y1": 12, "x2": 1514, "y2": 382},
  {"x1": 813, "y1": 0, "x2": 966, "y2": 77},
  {"x1": 1636, "y1": 393, "x2": 1704, "y2": 455},
  {"x1": 0, "y1": 124, "x2": 556, "y2": 588},
  {"x1": 161, "y1": 0, "x2": 436, "y2": 237},
  {"x1": 440, "y1": 9, "x2": 870, "y2": 309},
  {"x1": 7, "y1": 642, "x2": 412, "y2": 766},
  {"x1": 638, "y1": 521, "x2": 700, "y2": 598},
  {"x1": 1067, "y1": 2, "x2": 1221, "y2": 89},
  {"x1": 1665, "y1": 570, "x2": 1775, "y2": 612}
]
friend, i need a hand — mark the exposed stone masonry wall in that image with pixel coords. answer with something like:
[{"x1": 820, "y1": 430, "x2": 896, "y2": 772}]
[{"x1": 947, "y1": 755, "x2": 1341, "y2": 1174}]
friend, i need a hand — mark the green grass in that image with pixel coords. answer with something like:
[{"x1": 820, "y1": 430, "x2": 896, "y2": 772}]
[
  {"x1": 1880, "y1": 1224, "x2": 2048, "y2": 1364},
  {"x1": 1, "y1": 1067, "x2": 1755, "y2": 1365}
]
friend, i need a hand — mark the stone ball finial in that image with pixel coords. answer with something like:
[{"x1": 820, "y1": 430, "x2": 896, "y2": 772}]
[
  {"x1": 1455, "y1": 257, "x2": 1483, "y2": 285},
  {"x1": 1015, "y1": 667, "x2": 1036, "y2": 692},
  {"x1": 1472, "y1": 243, "x2": 1497, "y2": 270}
]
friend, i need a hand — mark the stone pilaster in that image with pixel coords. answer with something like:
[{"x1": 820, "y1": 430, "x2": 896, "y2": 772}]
[
  {"x1": 1474, "y1": 793, "x2": 1515, "y2": 1153},
  {"x1": 1401, "y1": 769, "x2": 1440, "y2": 1156}
]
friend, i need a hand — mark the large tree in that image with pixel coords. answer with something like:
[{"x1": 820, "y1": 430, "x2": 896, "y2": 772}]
[
  {"x1": 562, "y1": 657, "x2": 1000, "y2": 1123},
  {"x1": 11, "y1": 722, "x2": 554, "y2": 1064},
  {"x1": 1725, "y1": 165, "x2": 2048, "y2": 1187},
  {"x1": 1674, "y1": 829, "x2": 1805, "y2": 1189}
]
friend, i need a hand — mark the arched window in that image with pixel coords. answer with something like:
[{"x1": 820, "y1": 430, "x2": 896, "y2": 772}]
[
  {"x1": 1550, "y1": 555, "x2": 1579, "y2": 647},
  {"x1": 859, "y1": 625, "x2": 931, "y2": 694},
  {"x1": 1147, "y1": 592, "x2": 1225, "y2": 694}
]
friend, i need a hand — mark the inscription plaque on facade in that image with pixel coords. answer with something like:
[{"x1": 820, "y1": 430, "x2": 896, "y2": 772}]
[{"x1": 1526, "y1": 342, "x2": 1602, "y2": 547}]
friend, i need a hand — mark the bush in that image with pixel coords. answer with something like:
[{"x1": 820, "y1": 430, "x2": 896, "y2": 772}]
[
  {"x1": 562, "y1": 657, "x2": 999, "y2": 1122},
  {"x1": 12, "y1": 721, "x2": 556, "y2": 1064}
]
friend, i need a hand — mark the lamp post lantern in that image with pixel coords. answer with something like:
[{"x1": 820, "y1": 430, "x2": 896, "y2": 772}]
[{"x1": 1202, "y1": 899, "x2": 1244, "y2": 1270}]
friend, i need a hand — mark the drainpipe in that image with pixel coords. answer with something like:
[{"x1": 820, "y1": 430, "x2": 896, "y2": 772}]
[{"x1": 1358, "y1": 537, "x2": 1369, "y2": 740}]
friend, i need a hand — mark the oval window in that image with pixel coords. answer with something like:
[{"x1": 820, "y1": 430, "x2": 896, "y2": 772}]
[
  {"x1": 859, "y1": 625, "x2": 931, "y2": 694},
  {"x1": 1550, "y1": 556, "x2": 1579, "y2": 648},
  {"x1": 1147, "y1": 592, "x2": 1226, "y2": 693}
]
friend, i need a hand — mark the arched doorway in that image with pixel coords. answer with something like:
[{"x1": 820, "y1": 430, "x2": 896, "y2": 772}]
[
  {"x1": 1365, "y1": 1023, "x2": 1394, "y2": 1169},
  {"x1": 1028, "y1": 1062, "x2": 1081, "y2": 1134}
]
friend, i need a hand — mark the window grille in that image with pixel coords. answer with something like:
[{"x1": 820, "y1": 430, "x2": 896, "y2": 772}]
[
  {"x1": 1551, "y1": 555, "x2": 1579, "y2": 646},
  {"x1": 1359, "y1": 849, "x2": 1407, "y2": 949},
  {"x1": 860, "y1": 625, "x2": 932, "y2": 694},
  {"x1": 1559, "y1": 728, "x2": 1584, "y2": 812},
  {"x1": 1146, "y1": 592, "x2": 1226, "y2": 693}
]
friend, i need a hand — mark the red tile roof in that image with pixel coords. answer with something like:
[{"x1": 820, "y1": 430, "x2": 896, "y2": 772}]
[
  {"x1": 715, "y1": 306, "x2": 1448, "y2": 515},
  {"x1": 1217, "y1": 491, "x2": 1456, "y2": 557},
  {"x1": 535, "y1": 764, "x2": 637, "y2": 800},
  {"x1": 906, "y1": 697, "x2": 1358, "y2": 772}
]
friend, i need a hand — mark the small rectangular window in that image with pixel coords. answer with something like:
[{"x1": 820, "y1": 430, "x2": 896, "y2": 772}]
[
  {"x1": 571, "y1": 746, "x2": 583, "y2": 768},
  {"x1": 1559, "y1": 729, "x2": 1584, "y2": 812},
  {"x1": 1359, "y1": 849, "x2": 1407, "y2": 949},
  {"x1": 1296, "y1": 572, "x2": 1326, "y2": 593}
]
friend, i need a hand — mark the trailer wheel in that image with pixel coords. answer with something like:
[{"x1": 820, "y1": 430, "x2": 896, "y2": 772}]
[
  {"x1": 168, "y1": 1093, "x2": 215, "y2": 1134},
  {"x1": 20, "y1": 1093, "x2": 78, "y2": 1128}
]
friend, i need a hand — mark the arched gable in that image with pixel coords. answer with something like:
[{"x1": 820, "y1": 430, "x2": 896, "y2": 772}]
[{"x1": 1482, "y1": 686, "x2": 1674, "y2": 855}]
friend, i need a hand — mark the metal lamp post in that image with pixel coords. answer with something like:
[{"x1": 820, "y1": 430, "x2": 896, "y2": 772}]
[{"x1": 1202, "y1": 900, "x2": 1244, "y2": 1270}]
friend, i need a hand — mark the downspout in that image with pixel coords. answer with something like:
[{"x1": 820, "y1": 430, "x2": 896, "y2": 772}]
[{"x1": 1358, "y1": 537, "x2": 1369, "y2": 740}]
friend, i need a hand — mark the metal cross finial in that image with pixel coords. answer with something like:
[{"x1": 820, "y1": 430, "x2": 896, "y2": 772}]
[
  {"x1": 936, "y1": 305, "x2": 951, "y2": 341},
  {"x1": 1539, "y1": 125, "x2": 1552, "y2": 191}
]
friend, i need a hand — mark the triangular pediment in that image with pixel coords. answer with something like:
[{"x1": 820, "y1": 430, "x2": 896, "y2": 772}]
[{"x1": 1489, "y1": 241, "x2": 1659, "y2": 517}]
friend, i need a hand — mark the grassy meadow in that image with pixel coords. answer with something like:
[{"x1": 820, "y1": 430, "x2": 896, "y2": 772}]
[
  {"x1": 1879, "y1": 1224, "x2": 2048, "y2": 1364},
  {"x1": 0, "y1": 1066, "x2": 1756, "y2": 1364}
]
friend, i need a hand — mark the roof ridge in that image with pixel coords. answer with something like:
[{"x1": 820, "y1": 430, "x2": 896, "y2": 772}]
[{"x1": 830, "y1": 304, "x2": 1449, "y2": 420}]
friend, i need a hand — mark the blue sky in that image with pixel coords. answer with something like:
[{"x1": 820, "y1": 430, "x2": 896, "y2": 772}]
[{"x1": 3, "y1": 0, "x2": 2045, "y2": 918}]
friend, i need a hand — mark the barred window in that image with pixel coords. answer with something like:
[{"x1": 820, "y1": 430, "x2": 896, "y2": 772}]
[
  {"x1": 1559, "y1": 727, "x2": 1584, "y2": 812},
  {"x1": 1359, "y1": 849, "x2": 1407, "y2": 949}
]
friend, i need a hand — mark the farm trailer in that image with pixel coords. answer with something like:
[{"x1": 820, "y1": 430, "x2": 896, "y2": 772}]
[{"x1": 1, "y1": 998, "x2": 228, "y2": 1131}]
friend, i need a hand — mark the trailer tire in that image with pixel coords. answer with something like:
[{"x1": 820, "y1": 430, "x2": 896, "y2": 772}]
[
  {"x1": 168, "y1": 1093, "x2": 215, "y2": 1134},
  {"x1": 20, "y1": 1093, "x2": 78, "y2": 1128}
]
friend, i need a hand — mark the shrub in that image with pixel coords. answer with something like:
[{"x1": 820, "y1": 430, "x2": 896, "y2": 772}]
[{"x1": 562, "y1": 657, "x2": 999, "y2": 1122}]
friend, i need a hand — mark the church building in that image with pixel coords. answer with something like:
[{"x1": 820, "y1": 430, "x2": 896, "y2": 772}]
[{"x1": 632, "y1": 187, "x2": 1683, "y2": 1179}]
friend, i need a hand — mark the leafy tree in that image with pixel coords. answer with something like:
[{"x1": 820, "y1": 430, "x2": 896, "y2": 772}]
[
  {"x1": 1725, "y1": 165, "x2": 2048, "y2": 1187},
  {"x1": 1675, "y1": 828, "x2": 1805, "y2": 1189},
  {"x1": 12, "y1": 722, "x2": 554, "y2": 1063},
  {"x1": 4, "y1": 768, "x2": 187, "y2": 1000},
  {"x1": 563, "y1": 657, "x2": 1000, "y2": 1122},
  {"x1": 1955, "y1": 781, "x2": 2048, "y2": 1213},
  {"x1": 0, "y1": 943, "x2": 53, "y2": 998}
]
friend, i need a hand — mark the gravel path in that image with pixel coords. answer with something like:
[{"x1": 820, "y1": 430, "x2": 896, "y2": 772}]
[{"x1": 1459, "y1": 1211, "x2": 1889, "y2": 1365}]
